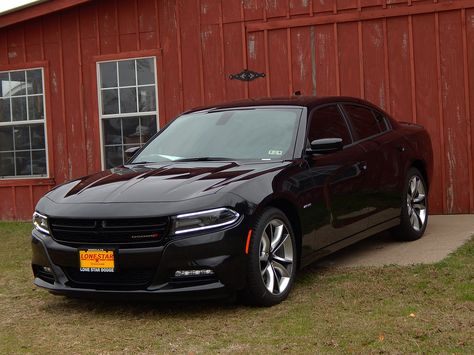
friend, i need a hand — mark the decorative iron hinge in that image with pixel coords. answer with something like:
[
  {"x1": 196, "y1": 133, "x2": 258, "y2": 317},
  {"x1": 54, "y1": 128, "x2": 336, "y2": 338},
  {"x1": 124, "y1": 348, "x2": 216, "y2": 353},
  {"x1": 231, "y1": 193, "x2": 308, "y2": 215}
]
[{"x1": 229, "y1": 69, "x2": 265, "y2": 82}]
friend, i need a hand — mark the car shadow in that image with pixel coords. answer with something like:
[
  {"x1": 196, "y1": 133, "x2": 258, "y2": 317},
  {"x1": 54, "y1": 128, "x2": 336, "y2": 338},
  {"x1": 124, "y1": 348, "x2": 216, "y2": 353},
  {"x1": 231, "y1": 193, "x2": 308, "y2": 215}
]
[{"x1": 38, "y1": 231, "x2": 400, "y2": 315}]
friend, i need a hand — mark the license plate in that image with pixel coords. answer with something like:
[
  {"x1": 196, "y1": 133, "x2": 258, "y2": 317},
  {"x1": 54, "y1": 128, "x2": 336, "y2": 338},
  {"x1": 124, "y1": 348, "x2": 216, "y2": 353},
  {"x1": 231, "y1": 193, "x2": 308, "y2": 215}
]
[{"x1": 79, "y1": 249, "x2": 115, "y2": 272}]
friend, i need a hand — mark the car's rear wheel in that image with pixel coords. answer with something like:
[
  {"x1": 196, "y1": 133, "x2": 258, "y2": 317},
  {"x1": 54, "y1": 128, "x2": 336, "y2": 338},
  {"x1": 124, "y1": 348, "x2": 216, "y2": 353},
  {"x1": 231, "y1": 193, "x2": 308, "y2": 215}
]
[
  {"x1": 392, "y1": 167, "x2": 428, "y2": 241},
  {"x1": 243, "y1": 208, "x2": 296, "y2": 307}
]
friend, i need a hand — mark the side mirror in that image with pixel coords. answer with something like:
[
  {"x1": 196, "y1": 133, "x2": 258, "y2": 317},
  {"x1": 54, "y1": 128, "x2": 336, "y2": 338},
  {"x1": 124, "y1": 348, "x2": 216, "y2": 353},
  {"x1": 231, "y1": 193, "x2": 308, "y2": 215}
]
[{"x1": 308, "y1": 138, "x2": 343, "y2": 155}]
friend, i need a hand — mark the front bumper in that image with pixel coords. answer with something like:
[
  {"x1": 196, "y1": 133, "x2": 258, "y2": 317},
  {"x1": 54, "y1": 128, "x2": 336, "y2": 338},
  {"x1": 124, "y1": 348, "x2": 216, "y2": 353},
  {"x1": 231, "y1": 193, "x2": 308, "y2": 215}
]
[{"x1": 31, "y1": 220, "x2": 249, "y2": 299}]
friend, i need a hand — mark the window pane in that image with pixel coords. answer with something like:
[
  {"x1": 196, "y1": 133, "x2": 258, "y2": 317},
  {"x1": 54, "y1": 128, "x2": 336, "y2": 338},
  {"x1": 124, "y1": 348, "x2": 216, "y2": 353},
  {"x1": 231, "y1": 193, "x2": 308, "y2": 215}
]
[
  {"x1": 0, "y1": 126, "x2": 13, "y2": 151},
  {"x1": 0, "y1": 98, "x2": 10, "y2": 122},
  {"x1": 0, "y1": 152, "x2": 14, "y2": 176},
  {"x1": 99, "y1": 62, "x2": 117, "y2": 88},
  {"x1": 104, "y1": 146, "x2": 123, "y2": 168},
  {"x1": 0, "y1": 72, "x2": 10, "y2": 97},
  {"x1": 309, "y1": 105, "x2": 352, "y2": 145},
  {"x1": 28, "y1": 96, "x2": 44, "y2": 120},
  {"x1": 32, "y1": 150, "x2": 47, "y2": 175},
  {"x1": 101, "y1": 89, "x2": 119, "y2": 115},
  {"x1": 138, "y1": 86, "x2": 156, "y2": 112},
  {"x1": 344, "y1": 105, "x2": 382, "y2": 140},
  {"x1": 31, "y1": 124, "x2": 45, "y2": 149},
  {"x1": 139, "y1": 116, "x2": 157, "y2": 144},
  {"x1": 119, "y1": 87, "x2": 137, "y2": 113},
  {"x1": 137, "y1": 58, "x2": 154, "y2": 85},
  {"x1": 15, "y1": 151, "x2": 31, "y2": 175},
  {"x1": 118, "y1": 60, "x2": 136, "y2": 87},
  {"x1": 12, "y1": 97, "x2": 27, "y2": 121},
  {"x1": 14, "y1": 126, "x2": 30, "y2": 150},
  {"x1": 10, "y1": 71, "x2": 26, "y2": 96},
  {"x1": 122, "y1": 117, "x2": 140, "y2": 145},
  {"x1": 103, "y1": 118, "x2": 122, "y2": 145},
  {"x1": 26, "y1": 69, "x2": 43, "y2": 95},
  {"x1": 373, "y1": 110, "x2": 389, "y2": 132}
]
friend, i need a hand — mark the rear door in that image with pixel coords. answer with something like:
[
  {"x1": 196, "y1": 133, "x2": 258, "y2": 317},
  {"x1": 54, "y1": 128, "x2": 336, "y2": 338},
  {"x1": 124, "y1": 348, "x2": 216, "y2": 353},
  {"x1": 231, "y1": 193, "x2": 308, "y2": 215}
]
[{"x1": 340, "y1": 104, "x2": 402, "y2": 228}]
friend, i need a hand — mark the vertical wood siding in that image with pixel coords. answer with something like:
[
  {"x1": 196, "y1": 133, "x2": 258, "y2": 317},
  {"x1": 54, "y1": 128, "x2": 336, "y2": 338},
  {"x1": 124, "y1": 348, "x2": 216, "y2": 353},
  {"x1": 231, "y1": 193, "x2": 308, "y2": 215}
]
[{"x1": 0, "y1": 0, "x2": 473, "y2": 219}]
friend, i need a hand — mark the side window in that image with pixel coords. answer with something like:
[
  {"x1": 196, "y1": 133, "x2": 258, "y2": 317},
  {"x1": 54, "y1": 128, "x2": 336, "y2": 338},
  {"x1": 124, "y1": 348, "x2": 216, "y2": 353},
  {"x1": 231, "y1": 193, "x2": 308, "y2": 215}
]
[
  {"x1": 308, "y1": 105, "x2": 352, "y2": 146},
  {"x1": 0, "y1": 68, "x2": 48, "y2": 178},
  {"x1": 373, "y1": 110, "x2": 390, "y2": 133},
  {"x1": 343, "y1": 104, "x2": 384, "y2": 140}
]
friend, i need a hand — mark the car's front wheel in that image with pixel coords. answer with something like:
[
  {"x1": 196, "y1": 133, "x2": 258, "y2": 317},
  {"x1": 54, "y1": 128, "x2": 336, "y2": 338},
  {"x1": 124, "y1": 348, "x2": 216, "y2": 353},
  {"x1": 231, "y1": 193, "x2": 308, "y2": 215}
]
[
  {"x1": 243, "y1": 208, "x2": 296, "y2": 307},
  {"x1": 392, "y1": 167, "x2": 428, "y2": 241}
]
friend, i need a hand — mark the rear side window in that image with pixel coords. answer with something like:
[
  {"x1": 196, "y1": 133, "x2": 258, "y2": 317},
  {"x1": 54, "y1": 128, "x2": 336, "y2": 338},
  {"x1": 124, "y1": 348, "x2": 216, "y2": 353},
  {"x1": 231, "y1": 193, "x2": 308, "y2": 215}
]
[
  {"x1": 343, "y1": 104, "x2": 385, "y2": 140},
  {"x1": 308, "y1": 105, "x2": 352, "y2": 146}
]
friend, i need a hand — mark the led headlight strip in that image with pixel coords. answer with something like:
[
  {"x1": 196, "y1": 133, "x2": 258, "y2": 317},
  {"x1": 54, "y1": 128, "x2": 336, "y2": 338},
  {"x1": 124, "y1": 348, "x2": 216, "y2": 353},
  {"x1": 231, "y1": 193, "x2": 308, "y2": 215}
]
[{"x1": 173, "y1": 208, "x2": 240, "y2": 235}]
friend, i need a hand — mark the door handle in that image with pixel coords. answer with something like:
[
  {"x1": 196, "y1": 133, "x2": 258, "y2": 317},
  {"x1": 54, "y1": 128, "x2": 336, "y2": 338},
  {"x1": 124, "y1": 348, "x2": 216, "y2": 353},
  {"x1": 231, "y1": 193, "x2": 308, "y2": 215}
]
[{"x1": 358, "y1": 161, "x2": 368, "y2": 171}]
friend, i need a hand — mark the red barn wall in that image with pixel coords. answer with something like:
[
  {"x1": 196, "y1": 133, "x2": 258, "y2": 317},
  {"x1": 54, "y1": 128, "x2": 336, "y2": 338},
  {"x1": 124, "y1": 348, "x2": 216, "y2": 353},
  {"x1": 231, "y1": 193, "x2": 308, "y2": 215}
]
[{"x1": 0, "y1": 0, "x2": 473, "y2": 219}]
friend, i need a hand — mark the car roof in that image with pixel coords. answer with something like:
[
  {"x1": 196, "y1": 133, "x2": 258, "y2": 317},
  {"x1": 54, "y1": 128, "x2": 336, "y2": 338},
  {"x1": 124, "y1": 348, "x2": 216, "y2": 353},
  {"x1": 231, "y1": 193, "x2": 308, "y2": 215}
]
[{"x1": 184, "y1": 96, "x2": 380, "y2": 114}]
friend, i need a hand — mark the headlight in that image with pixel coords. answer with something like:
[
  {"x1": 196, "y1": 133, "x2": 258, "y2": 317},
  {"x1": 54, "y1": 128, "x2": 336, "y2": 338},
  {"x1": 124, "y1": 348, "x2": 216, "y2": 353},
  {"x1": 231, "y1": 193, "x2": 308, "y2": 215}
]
[
  {"x1": 33, "y1": 212, "x2": 50, "y2": 235},
  {"x1": 173, "y1": 208, "x2": 240, "y2": 235}
]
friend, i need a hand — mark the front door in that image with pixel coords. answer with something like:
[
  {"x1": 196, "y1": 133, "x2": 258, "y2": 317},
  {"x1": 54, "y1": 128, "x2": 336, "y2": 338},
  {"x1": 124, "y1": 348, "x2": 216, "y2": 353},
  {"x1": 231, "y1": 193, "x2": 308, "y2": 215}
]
[{"x1": 304, "y1": 104, "x2": 370, "y2": 250}]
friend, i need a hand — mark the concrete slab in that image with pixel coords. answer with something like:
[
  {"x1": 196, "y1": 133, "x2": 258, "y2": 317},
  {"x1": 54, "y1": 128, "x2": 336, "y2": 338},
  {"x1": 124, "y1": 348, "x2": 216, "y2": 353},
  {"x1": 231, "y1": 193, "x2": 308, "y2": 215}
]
[{"x1": 315, "y1": 214, "x2": 474, "y2": 268}]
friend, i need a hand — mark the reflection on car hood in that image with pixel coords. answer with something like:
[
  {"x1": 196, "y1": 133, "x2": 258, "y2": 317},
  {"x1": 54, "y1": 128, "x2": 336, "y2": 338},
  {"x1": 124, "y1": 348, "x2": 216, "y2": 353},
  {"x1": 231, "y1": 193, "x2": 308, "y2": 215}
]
[{"x1": 46, "y1": 161, "x2": 289, "y2": 204}]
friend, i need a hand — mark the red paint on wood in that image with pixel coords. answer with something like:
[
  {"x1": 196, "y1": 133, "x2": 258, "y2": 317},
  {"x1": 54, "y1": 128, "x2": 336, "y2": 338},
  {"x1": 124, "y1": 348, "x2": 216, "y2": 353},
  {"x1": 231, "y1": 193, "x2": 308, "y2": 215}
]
[{"x1": 1, "y1": 0, "x2": 474, "y2": 218}]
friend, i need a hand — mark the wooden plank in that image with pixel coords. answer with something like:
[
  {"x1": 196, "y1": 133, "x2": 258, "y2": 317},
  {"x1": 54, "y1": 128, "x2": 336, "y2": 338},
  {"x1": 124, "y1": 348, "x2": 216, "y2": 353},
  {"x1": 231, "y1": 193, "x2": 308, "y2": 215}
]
[
  {"x1": 14, "y1": 186, "x2": 31, "y2": 220},
  {"x1": 223, "y1": 22, "x2": 246, "y2": 101},
  {"x1": 412, "y1": 13, "x2": 443, "y2": 214},
  {"x1": 466, "y1": 8, "x2": 474, "y2": 213},
  {"x1": 158, "y1": 0, "x2": 181, "y2": 121},
  {"x1": 267, "y1": 28, "x2": 290, "y2": 97},
  {"x1": 178, "y1": 0, "x2": 202, "y2": 110},
  {"x1": 97, "y1": 0, "x2": 119, "y2": 55},
  {"x1": 438, "y1": 10, "x2": 470, "y2": 213},
  {"x1": 247, "y1": 31, "x2": 267, "y2": 98},
  {"x1": 290, "y1": 0, "x2": 311, "y2": 16},
  {"x1": 386, "y1": 16, "x2": 412, "y2": 121},
  {"x1": 290, "y1": 26, "x2": 313, "y2": 96},
  {"x1": 337, "y1": 22, "x2": 361, "y2": 97},
  {"x1": 265, "y1": 0, "x2": 288, "y2": 19},
  {"x1": 314, "y1": 24, "x2": 338, "y2": 96},
  {"x1": 362, "y1": 20, "x2": 386, "y2": 109},
  {"x1": 0, "y1": 187, "x2": 15, "y2": 220}
]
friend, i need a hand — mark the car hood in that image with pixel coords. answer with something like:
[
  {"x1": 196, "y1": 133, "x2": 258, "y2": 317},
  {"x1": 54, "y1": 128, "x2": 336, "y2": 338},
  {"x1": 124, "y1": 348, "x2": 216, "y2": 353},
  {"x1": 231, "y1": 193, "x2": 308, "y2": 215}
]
[{"x1": 45, "y1": 161, "x2": 289, "y2": 204}]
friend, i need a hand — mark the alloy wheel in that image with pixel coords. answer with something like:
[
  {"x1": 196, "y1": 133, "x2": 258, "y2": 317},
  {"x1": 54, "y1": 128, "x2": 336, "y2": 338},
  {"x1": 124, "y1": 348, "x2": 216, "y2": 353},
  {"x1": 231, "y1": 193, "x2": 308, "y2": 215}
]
[
  {"x1": 259, "y1": 219, "x2": 294, "y2": 295},
  {"x1": 406, "y1": 175, "x2": 427, "y2": 232}
]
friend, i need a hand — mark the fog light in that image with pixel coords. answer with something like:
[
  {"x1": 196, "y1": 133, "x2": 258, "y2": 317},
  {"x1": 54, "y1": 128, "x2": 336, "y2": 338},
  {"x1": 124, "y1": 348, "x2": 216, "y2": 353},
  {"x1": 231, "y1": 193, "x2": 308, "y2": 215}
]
[
  {"x1": 174, "y1": 269, "x2": 214, "y2": 277},
  {"x1": 43, "y1": 266, "x2": 53, "y2": 273}
]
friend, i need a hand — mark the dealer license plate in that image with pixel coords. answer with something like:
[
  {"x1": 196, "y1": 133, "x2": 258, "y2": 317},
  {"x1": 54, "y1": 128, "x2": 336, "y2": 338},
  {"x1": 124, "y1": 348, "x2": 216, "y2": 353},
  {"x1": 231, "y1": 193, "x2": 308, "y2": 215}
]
[{"x1": 79, "y1": 249, "x2": 115, "y2": 272}]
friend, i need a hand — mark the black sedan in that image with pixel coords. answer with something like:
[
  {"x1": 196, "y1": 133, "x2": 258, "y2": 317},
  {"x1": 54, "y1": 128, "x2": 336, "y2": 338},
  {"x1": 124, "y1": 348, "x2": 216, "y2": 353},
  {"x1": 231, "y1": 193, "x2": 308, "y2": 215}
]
[{"x1": 32, "y1": 96, "x2": 433, "y2": 306}]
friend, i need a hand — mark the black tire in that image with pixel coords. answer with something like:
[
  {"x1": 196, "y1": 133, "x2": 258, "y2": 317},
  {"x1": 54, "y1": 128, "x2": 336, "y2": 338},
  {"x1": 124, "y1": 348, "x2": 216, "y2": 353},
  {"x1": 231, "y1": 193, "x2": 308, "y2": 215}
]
[
  {"x1": 242, "y1": 207, "x2": 297, "y2": 307},
  {"x1": 392, "y1": 167, "x2": 428, "y2": 241}
]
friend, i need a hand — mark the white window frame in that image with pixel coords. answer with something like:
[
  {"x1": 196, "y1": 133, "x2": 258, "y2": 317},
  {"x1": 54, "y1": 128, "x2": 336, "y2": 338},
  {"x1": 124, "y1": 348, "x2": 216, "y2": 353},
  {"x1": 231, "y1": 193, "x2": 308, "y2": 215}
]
[
  {"x1": 0, "y1": 67, "x2": 49, "y2": 179},
  {"x1": 96, "y1": 56, "x2": 159, "y2": 169}
]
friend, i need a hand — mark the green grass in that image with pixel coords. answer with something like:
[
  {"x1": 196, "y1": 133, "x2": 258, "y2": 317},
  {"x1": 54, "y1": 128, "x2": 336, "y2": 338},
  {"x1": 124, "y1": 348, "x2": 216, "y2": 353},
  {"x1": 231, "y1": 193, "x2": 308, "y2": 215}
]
[{"x1": 0, "y1": 221, "x2": 473, "y2": 354}]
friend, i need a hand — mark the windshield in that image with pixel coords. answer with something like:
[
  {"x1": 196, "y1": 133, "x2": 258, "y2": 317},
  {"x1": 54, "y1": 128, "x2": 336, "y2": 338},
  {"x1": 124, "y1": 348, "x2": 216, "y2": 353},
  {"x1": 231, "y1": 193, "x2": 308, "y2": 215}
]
[{"x1": 131, "y1": 107, "x2": 302, "y2": 163}]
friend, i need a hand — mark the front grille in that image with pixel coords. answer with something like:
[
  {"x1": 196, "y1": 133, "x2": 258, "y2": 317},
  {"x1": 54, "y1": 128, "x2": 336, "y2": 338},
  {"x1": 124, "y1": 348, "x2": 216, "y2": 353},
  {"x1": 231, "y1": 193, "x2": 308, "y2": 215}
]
[
  {"x1": 49, "y1": 217, "x2": 169, "y2": 245},
  {"x1": 63, "y1": 267, "x2": 154, "y2": 289}
]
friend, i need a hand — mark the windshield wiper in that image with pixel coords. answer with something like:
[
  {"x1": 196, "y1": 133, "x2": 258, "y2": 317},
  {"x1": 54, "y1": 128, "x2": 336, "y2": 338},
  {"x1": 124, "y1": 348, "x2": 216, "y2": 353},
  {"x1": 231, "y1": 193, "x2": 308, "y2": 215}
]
[
  {"x1": 174, "y1": 157, "x2": 235, "y2": 162},
  {"x1": 128, "y1": 161, "x2": 152, "y2": 165}
]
